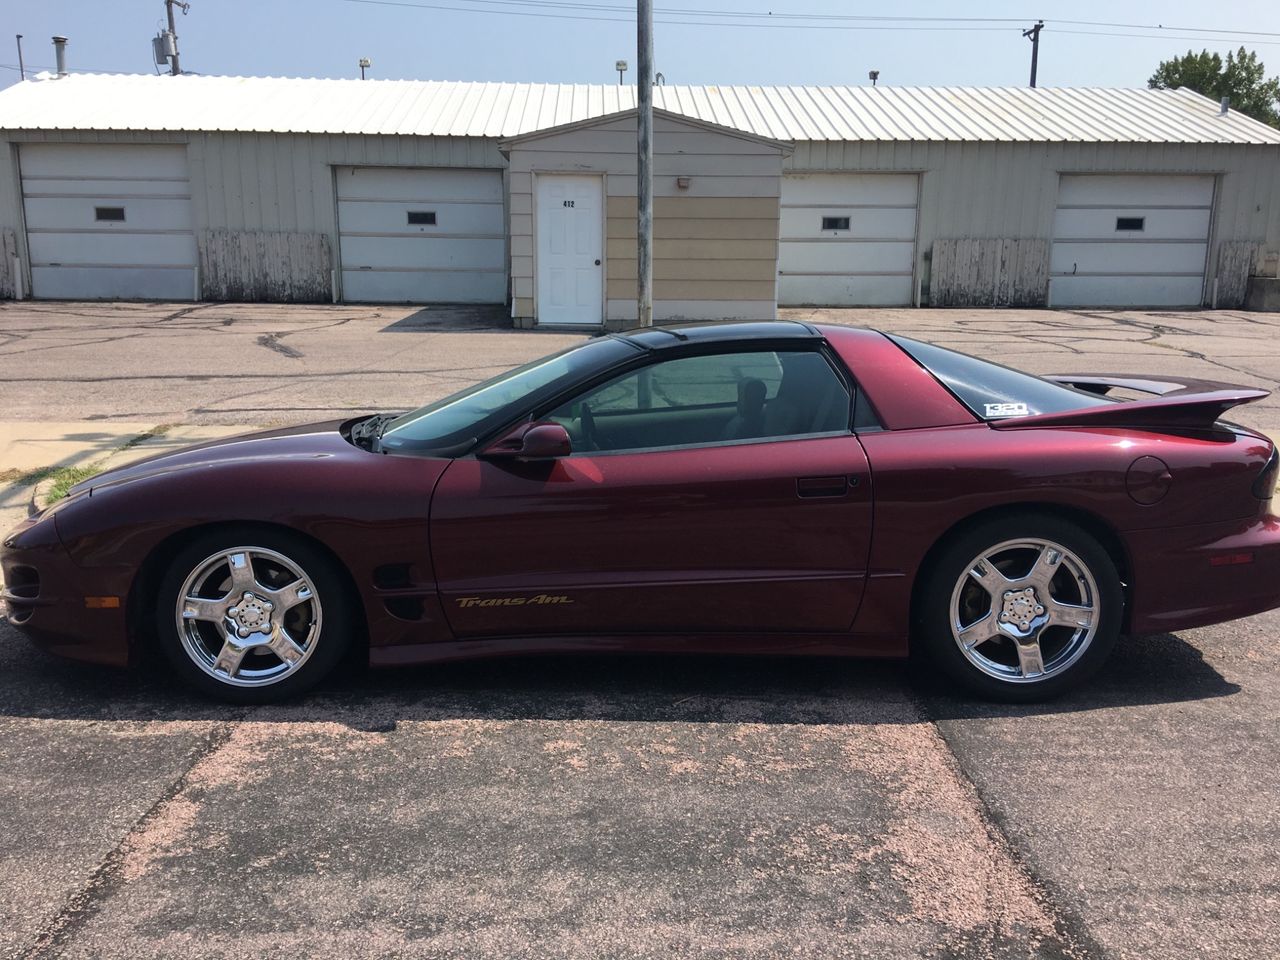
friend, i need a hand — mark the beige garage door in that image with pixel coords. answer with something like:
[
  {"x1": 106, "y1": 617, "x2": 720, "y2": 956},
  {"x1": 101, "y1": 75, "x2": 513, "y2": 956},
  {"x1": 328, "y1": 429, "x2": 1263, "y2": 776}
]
[
  {"x1": 1049, "y1": 174, "x2": 1214, "y2": 308},
  {"x1": 21, "y1": 143, "x2": 196, "y2": 300},
  {"x1": 336, "y1": 166, "x2": 506, "y2": 303},
  {"x1": 779, "y1": 173, "x2": 918, "y2": 306}
]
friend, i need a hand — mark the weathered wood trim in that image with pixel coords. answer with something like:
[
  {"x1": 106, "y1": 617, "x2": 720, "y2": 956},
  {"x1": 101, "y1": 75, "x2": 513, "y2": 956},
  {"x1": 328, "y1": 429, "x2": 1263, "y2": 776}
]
[
  {"x1": 930, "y1": 237, "x2": 1049, "y2": 307},
  {"x1": 0, "y1": 229, "x2": 17, "y2": 299},
  {"x1": 199, "y1": 229, "x2": 333, "y2": 302},
  {"x1": 1216, "y1": 240, "x2": 1262, "y2": 308}
]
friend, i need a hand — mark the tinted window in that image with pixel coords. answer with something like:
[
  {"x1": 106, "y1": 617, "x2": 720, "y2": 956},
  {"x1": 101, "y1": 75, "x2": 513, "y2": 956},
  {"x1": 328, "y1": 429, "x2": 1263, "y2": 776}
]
[
  {"x1": 889, "y1": 335, "x2": 1113, "y2": 420},
  {"x1": 379, "y1": 336, "x2": 638, "y2": 454},
  {"x1": 547, "y1": 349, "x2": 850, "y2": 453}
]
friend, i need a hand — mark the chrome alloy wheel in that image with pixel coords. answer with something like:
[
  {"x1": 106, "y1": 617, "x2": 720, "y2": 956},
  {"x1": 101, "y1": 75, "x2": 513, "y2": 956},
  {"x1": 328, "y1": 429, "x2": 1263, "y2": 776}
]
[
  {"x1": 948, "y1": 538, "x2": 1099, "y2": 684},
  {"x1": 174, "y1": 546, "x2": 323, "y2": 688}
]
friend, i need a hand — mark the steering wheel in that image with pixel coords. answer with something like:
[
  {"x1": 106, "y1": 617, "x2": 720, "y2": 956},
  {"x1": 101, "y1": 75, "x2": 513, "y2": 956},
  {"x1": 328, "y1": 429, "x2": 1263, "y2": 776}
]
[{"x1": 578, "y1": 402, "x2": 599, "y2": 451}]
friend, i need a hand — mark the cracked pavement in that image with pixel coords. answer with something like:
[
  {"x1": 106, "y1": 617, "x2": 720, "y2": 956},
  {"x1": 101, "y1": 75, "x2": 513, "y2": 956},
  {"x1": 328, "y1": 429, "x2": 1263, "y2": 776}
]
[{"x1": 1, "y1": 302, "x2": 1279, "y2": 958}]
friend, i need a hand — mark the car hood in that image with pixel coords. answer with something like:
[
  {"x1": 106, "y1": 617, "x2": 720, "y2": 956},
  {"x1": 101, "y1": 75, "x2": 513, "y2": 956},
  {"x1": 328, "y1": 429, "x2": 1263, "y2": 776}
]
[{"x1": 73, "y1": 419, "x2": 362, "y2": 496}]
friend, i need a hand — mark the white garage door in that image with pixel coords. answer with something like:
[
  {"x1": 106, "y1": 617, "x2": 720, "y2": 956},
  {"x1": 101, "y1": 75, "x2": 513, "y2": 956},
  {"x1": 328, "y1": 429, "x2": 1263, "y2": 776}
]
[
  {"x1": 1049, "y1": 174, "x2": 1214, "y2": 308},
  {"x1": 336, "y1": 166, "x2": 505, "y2": 303},
  {"x1": 20, "y1": 143, "x2": 196, "y2": 300},
  {"x1": 779, "y1": 173, "x2": 918, "y2": 306}
]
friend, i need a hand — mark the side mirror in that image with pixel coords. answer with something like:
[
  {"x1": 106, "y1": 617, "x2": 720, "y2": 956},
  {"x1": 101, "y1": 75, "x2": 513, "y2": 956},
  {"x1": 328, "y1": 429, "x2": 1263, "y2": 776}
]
[{"x1": 481, "y1": 422, "x2": 572, "y2": 460}]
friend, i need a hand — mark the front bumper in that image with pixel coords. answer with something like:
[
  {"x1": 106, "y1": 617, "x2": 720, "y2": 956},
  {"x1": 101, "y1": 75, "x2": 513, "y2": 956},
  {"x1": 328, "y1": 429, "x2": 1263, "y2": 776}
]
[
  {"x1": 1, "y1": 513, "x2": 132, "y2": 666},
  {"x1": 1127, "y1": 513, "x2": 1280, "y2": 634}
]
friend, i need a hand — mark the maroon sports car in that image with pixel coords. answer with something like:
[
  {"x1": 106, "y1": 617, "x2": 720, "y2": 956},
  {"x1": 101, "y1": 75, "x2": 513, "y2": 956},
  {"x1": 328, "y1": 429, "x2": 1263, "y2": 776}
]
[{"x1": 4, "y1": 321, "x2": 1278, "y2": 702}]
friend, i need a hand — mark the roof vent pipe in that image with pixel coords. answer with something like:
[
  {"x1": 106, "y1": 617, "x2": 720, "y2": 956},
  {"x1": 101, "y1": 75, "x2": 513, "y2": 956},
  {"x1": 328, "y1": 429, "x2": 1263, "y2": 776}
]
[
  {"x1": 51, "y1": 35, "x2": 68, "y2": 77},
  {"x1": 1220, "y1": 96, "x2": 1230, "y2": 116}
]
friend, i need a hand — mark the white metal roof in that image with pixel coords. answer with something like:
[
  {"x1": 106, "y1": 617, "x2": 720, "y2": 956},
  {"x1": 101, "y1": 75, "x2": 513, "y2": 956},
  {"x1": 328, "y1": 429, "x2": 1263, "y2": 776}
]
[{"x1": 2, "y1": 74, "x2": 1278, "y2": 145}]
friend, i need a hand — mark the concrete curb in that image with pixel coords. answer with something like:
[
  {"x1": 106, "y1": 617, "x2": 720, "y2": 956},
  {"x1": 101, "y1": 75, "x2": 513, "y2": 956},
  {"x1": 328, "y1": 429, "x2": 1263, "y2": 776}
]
[
  {"x1": 28, "y1": 477, "x2": 56, "y2": 517},
  {"x1": 23, "y1": 423, "x2": 254, "y2": 516}
]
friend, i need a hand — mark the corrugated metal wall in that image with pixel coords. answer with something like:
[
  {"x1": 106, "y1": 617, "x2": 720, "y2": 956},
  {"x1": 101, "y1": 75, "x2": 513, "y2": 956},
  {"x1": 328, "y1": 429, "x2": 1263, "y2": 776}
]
[
  {"x1": 0, "y1": 129, "x2": 503, "y2": 302},
  {"x1": 0, "y1": 128, "x2": 1276, "y2": 308},
  {"x1": 788, "y1": 140, "x2": 1280, "y2": 307}
]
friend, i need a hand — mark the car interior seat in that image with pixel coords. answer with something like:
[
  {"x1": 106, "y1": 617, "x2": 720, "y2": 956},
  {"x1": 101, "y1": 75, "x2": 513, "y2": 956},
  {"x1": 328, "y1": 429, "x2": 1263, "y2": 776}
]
[
  {"x1": 720, "y1": 378, "x2": 768, "y2": 440},
  {"x1": 761, "y1": 353, "x2": 852, "y2": 436}
]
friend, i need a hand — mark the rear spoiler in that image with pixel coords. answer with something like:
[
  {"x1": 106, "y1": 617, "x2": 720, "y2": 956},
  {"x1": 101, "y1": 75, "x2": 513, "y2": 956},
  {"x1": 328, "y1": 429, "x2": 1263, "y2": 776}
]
[{"x1": 990, "y1": 374, "x2": 1269, "y2": 430}]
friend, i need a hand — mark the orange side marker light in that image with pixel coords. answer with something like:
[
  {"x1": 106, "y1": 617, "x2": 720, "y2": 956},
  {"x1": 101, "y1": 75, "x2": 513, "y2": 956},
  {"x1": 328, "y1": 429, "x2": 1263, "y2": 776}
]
[{"x1": 1208, "y1": 552, "x2": 1254, "y2": 567}]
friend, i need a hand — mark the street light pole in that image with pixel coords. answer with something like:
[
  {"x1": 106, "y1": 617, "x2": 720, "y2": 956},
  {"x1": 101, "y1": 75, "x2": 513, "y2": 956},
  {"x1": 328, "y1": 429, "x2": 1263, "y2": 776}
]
[{"x1": 636, "y1": 0, "x2": 653, "y2": 328}]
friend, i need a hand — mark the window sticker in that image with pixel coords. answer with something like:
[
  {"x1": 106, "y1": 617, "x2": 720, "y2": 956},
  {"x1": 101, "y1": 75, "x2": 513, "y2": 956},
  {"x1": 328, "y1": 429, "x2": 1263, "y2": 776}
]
[{"x1": 984, "y1": 402, "x2": 1030, "y2": 418}]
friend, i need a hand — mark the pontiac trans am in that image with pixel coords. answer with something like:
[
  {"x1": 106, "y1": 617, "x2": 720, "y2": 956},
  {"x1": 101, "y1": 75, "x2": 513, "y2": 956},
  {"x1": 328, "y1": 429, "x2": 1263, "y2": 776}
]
[{"x1": 3, "y1": 321, "x2": 1278, "y2": 702}]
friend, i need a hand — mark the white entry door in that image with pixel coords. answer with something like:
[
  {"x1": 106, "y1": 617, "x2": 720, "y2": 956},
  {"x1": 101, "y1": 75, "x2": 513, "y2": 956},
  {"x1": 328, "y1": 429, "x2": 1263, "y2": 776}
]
[{"x1": 536, "y1": 175, "x2": 603, "y2": 326}]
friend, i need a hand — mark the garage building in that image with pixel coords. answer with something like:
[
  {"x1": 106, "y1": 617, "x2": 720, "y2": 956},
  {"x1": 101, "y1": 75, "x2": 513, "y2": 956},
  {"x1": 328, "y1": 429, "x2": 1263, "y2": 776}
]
[{"x1": 0, "y1": 75, "x2": 1277, "y2": 324}]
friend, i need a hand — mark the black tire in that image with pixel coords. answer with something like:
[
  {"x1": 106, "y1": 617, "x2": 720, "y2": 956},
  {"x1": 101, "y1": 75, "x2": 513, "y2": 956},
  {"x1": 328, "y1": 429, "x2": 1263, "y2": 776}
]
[
  {"x1": 154, "y1": 526, "x2": 354, "y2": 703},
  {"x1": 915, "y1": 513, "x2": 1122, "y2": 702}
]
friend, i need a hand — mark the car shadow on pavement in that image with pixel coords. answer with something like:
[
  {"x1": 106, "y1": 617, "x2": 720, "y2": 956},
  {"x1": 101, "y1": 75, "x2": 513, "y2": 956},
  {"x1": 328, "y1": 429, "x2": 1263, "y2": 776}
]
[{"x1": 0, "y1": 624, "x2": 1237, "y2": 727}]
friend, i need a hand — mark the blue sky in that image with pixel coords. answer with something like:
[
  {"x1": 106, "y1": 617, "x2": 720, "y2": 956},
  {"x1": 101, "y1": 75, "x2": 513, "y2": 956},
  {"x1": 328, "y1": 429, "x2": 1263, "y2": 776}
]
[{"x1": 3, "y1": 0, "x2": 1278, "y2": 91}]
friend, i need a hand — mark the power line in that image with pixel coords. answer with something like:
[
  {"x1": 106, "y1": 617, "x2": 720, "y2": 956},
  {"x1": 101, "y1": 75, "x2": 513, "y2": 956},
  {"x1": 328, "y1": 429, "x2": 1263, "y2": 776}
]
[
  {"x1": 1054, "y1": 19, "x2": 1280, "y2": 38},
  {"x1": 342, "y1": 0, "x2": 1016, "y2": 30},
  {"x1": 1053, "y1": 28, "x2": 1280, "y2": 48},
  {"x1": 340, "y1": 0, "x2": 1280, "y2": 41}
]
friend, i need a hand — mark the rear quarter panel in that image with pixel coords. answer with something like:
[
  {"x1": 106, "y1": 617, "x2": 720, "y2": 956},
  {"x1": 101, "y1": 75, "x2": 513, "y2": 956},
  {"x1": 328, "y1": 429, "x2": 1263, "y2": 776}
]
[{"x1": 853, "y1": 420, "x2": 1273, "y2": 648}]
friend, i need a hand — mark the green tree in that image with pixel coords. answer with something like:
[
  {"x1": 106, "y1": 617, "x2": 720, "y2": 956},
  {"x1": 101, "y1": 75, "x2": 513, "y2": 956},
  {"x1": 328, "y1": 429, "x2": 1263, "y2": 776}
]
[{"x1": 1149, "y1": 47, "x2": 1280, "y2": 128}]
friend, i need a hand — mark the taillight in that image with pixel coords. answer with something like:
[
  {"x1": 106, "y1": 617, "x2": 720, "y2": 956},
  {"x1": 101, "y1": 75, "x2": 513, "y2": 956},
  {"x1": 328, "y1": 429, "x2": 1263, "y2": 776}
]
[{"x1": 1254, "y1": 446, "x2": 1279, "y2": 500}]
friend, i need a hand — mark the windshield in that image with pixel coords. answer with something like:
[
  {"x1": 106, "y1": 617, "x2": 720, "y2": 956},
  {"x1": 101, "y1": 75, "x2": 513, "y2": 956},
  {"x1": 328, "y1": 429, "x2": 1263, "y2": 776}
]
[
  {"x1": 889, "y1": 335, "x2": 1114, "y2": 421},
  {"x1": 378, "y1": 336, "x2": 639, "y2": 455}
]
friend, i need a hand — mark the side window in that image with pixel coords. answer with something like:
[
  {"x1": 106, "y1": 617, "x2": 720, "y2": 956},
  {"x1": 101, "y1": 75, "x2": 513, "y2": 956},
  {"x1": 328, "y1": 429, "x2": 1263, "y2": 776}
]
[{"x1": 547, "y1": 349, "x2": 850, "y2": 454}]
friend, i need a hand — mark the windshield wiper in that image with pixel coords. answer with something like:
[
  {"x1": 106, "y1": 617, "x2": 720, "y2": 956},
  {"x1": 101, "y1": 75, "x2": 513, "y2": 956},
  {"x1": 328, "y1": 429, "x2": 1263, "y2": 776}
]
[{"x1": 350, "y1": 413, "x2": 398, "y2": 451}]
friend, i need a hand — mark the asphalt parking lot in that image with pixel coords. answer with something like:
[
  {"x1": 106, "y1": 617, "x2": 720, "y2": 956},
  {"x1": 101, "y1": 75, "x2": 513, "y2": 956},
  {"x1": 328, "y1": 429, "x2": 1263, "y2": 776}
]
[{"x1": 2, "y1": 301, "x2": 1279, "y2": 959}]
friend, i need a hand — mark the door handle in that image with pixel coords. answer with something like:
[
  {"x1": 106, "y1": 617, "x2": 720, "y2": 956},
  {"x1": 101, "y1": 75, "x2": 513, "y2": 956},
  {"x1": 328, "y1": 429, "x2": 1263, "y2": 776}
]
[{"x1": 796, "y1": 475, "x2": 849, "y2": 498}]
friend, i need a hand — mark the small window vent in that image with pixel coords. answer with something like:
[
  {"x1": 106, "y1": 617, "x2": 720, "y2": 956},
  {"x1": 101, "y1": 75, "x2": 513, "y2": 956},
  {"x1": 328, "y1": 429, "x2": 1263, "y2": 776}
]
[
  {"x1": 95, "y1": 206, "x2": 126, "y2": 222},
  {"x1": 821, "y1": 216, "x2": 851, "y2": 231},
  {"x1": 1115, "y1": 216, "x2": 1145, "y2": 232},
  {"x1": 407, "y1": 211, "x2": 437, "y2": 226}
]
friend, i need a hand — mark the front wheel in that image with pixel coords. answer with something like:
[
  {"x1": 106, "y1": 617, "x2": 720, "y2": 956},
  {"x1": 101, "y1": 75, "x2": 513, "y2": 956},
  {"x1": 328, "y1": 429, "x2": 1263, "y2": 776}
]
[
  {"x1": 917, "y1": 515, "x2": 1122, "y2": 702},
  {"x1": 155, "y1": 529, "x2": 353, "y2": 703}
]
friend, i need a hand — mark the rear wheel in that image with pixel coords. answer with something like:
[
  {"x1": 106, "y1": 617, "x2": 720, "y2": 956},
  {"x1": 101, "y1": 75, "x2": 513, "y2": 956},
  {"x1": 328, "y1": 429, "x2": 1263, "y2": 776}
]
[
  {"x1": 917, "y1": 515, "x2": 1122, "y2": 701},
  {"x1": 155, "y1": 529, "x2": 353, "y2": 703}
]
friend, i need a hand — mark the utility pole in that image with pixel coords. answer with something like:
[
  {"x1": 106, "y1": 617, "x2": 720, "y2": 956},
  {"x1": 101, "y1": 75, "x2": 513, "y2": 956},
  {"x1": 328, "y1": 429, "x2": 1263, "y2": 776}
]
[
  {"x1": 14, "y1": 35, "x2": 24, "y2": 81},
  {"x1": 636, "y1": 0, "x2": 653, "y2": 328},
  {"x1": 164, "y1": 0, "x2": 189, "y2": 75},
  {"x1": 1022, "y1": 20, "x2": 1044, "y2": 88}
]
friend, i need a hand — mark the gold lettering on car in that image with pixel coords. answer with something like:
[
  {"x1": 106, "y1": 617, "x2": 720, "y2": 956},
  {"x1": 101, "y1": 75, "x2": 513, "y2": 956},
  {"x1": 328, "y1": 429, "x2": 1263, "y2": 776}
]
[{"x1": 455, "y1": 594, "x2": 574, "y2": 609}]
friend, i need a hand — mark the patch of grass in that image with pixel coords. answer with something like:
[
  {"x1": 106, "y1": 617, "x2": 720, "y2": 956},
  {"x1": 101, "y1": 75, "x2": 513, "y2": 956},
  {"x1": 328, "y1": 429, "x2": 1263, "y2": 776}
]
[
  {"x1": 2, "y1": 425, "x2": 174, "y2": 496},
  {"x1": 45, "y1": 464, "x2": 104, "y2": 504},
  {"x1": 3, "y1": 466, "x2": 54, "y2": 489}
]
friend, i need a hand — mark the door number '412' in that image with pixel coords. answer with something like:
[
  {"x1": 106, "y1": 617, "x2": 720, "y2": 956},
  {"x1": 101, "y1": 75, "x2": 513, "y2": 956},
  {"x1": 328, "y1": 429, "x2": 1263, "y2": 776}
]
[{"x1": 563, "y1": 200, "x2": 575, "y2": 207}]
